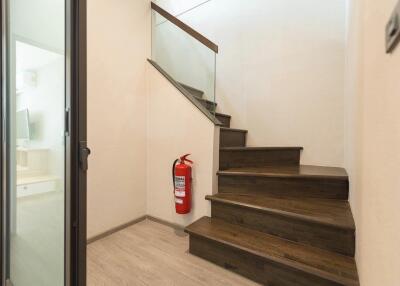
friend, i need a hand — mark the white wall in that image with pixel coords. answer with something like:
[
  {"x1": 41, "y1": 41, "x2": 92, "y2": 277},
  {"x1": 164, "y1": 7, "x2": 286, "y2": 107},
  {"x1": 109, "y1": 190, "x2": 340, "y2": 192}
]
[
  {"x1": 345, "y1": 0, "x2": 400, "y2": 285},
  {"x1": 146, "y1": 64, "x2": 218, "y2": 227},
  {"x1": 155, "y1": 0, "x2": 347, "y2": 167},
  {"x1": 16, "y1": 50, "x2": 65, "y2": 180},
  {"x1": 12, "y1": 0, "x2": 64, "y2": 52},
  {"x1": 155, "y1": 0, "x2": 210, "y2": 16},
  {"x1": 87, "y1": 0, "x2": 150, "y2": 239}
]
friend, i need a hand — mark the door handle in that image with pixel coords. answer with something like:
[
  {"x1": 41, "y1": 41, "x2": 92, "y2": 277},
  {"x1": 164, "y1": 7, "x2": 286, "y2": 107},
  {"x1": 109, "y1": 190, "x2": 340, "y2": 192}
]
[{"x1": 79, "y1": 141, "x2": 91, "y2": 171}]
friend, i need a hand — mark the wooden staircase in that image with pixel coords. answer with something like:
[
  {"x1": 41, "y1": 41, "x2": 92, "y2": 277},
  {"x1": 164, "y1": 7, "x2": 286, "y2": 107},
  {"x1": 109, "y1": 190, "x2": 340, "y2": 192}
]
[{"x1": 182, "y1": 86, "x2": 359, "y2": 286}]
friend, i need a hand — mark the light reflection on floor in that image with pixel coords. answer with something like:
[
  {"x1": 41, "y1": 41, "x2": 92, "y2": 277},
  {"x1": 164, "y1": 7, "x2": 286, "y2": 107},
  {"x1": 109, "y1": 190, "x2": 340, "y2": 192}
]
[{"x1": 10, "y1": 191, "x2": 64, "y2": 286}]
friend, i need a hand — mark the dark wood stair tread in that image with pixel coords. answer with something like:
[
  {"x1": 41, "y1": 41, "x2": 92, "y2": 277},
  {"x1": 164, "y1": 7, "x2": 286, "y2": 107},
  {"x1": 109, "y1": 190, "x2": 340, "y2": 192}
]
[
  {"x1": 215, "y1": 112, "x2": 231, "y2": 118},
  {"x1": 215, "y1": 113, "x2": 231, "y2": 128},
  {"x1": 218, "y1": 165, "x2": 348, "y2": 180},
  {"x1": 206, "y1": 193, "x2": 355, "y2": 230},
  {"x1": 220, "y1": 127, "x2": 248, "y2": 133},
  {"x1": 186, "y1": 217, "x2": 359, "y2": 286},
  {"x1": 220, "y1": 146, "x2": 303, "y2": 151}
]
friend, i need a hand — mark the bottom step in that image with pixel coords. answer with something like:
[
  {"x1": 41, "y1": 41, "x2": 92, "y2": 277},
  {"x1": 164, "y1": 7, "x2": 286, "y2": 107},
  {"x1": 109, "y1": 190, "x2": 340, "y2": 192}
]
[{"x1": 185, "y1": 217, "x2": 359, "y2": 286}]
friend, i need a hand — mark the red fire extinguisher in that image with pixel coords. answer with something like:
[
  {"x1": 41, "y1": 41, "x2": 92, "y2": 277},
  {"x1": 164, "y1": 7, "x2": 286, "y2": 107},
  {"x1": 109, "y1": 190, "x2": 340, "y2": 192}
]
[{"x1": 172, "y1": 154, "x2": 193, "y2": 214}]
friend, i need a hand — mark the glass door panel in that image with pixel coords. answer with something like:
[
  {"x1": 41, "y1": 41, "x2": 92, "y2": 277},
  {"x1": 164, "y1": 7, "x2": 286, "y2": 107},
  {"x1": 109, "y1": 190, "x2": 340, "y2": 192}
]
[{"x1": 4, "y1": 0, "x2": 66, "y2": 285}]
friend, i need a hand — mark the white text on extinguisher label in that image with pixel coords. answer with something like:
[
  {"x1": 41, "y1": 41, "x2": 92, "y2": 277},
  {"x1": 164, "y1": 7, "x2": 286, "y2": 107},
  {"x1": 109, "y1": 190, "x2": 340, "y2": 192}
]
[
  {"x1": 175, "y1": 190, "x2": 186, "y2": 197},
  {"x1": 175, "y1": 198, "x2": 184, "y2": 205}
]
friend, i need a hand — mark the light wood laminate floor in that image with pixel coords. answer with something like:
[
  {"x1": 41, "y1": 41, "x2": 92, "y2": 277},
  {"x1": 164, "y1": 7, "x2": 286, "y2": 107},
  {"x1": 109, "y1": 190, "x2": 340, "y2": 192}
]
[
  {"x1": 87, "y1": 219, "x2": 260, "y2": 286},
  {"x1": 11, "y1": 192, "x2": 64, "y2": 286}
]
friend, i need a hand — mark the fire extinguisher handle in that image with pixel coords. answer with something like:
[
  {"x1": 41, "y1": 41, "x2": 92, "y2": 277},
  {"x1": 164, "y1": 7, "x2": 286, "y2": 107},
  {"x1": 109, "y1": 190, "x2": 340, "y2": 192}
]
[
  {"x1": 180, "y1": 154, "x2": 193, "y2": 164},
  {"x1": 172, "y1": 159, "x2": 179, "y2": 193}
]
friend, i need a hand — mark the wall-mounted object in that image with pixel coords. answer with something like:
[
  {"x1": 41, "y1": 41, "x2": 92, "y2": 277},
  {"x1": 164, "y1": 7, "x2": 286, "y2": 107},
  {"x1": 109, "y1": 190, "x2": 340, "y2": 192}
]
[
  {"x1": 23, "y1": 71, "x2": 37, "y2": 87},
  {"x1": 16, "y1": 71, "x2": 37, "y2": 92},
  {"x1": 386, "y1": 1, "x2": 400, "y2": 53}
]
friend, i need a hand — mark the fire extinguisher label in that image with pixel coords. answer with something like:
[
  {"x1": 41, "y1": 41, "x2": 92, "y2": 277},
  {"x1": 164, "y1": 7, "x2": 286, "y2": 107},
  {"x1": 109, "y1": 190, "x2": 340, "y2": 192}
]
[
  {"x1": 175, "y1": 176, "x2": 185, "y2": 189},
  {"x1": 175, "y1": 190, "x2": 186, "y2": 197},
  {"x1": 175, "y1": 198, "x2": 184, "y2": 205}
]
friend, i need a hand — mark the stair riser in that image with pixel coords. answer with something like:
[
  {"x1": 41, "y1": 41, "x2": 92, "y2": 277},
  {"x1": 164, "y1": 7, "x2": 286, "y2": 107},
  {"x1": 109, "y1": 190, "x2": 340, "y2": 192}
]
[
  {"x1": 190, "y1": 235, "x2": 343, "y2": 286},
  {"x1": 220, "y1": 149, "x2": 301, "y2": 169},
  {"x1": 216, "y1": 115, "x2": 231, "y2": 128},
  {"x1": 218, "y1": 175, "x2": 349, "y2": 200},
  {"x1": 211, "y1": 202, "x2": 355, "y2": 256},
  {"x1": 220, "y1": 130, "x2": 247, "y2": 147}
]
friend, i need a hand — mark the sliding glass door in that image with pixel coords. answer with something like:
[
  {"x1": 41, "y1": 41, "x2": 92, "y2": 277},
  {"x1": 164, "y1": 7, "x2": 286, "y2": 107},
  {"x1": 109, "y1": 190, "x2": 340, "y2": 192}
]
[
  {"x1": 4, "y1": 1, "x2": 66, "y2": 285},
  {"x1": 1, "y1": 0, "x2": 87, "y2": 285}
]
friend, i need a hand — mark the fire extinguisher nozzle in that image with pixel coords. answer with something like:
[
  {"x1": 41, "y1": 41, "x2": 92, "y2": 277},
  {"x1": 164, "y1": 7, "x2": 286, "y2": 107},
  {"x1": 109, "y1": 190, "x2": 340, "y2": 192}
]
[{"x1": 180, "y1": 154, "x2": 193, "y2": 164}]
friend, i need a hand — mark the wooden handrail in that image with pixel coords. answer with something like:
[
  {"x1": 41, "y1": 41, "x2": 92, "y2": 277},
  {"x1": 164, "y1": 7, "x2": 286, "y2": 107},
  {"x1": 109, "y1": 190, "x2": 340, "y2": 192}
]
[{"x1": 151, "y1": 2, "x2": 219, "y2": 53}]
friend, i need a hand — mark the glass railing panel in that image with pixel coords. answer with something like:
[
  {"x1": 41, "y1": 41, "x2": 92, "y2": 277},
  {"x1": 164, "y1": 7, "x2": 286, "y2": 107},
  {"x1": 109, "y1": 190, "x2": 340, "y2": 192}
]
[
  {"x1": 153, "y1": 0, "x2": 212, "y2": 18},
  {"x1": 151, "y1": 8, "x2": 217, "y2": 116}
]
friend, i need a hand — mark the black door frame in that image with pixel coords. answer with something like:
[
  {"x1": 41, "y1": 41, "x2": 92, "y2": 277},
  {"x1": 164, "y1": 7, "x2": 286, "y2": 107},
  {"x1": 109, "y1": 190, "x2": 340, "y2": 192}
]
[
  {"x1": 0, "y1": 0, "x2": 87, "y2": 285},
  {"x1": 67, "y1": 0, "x2": 88, "y2": 285}
]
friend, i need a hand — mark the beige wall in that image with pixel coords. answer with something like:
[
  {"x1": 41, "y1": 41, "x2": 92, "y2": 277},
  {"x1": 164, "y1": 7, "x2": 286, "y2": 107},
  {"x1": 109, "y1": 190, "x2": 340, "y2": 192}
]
[
  {"x1": 146, "y1": 64, "x2": 219, "y2": 227},
  {"x1": 156, "y1": 0, "x2": 347, "y2": 167},
  {"x1": 345, "y1": 0, "x2": 400, "y2": 285},
  {"x1": 87, "y1": 0, "x2": 150, "y2": 239}
]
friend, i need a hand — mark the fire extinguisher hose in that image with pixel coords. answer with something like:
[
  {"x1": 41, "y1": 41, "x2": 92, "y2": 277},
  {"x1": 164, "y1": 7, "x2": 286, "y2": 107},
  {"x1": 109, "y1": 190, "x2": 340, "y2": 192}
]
[{"x1": 172, "y1": 159, "x2": 179, "y2": 193}]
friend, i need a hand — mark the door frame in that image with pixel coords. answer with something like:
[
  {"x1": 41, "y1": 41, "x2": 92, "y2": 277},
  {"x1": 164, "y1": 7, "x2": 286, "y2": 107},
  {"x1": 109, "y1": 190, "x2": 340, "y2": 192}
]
[{"x1": 0, "y1": 0, "x2": 87, "y2": 285}]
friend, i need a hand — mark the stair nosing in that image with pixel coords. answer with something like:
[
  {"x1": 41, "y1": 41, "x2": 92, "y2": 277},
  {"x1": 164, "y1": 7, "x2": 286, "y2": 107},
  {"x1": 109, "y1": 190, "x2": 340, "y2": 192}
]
[
  {"x1": 215, "y1": 112, "x2": 231, "y2": 118},
  {"x1": 185, "y1": 217, "x2": 359, "y2": 286},
  {"x1": 220, "y1": 146, "x2": 303, "y2": 151},
  {"x1": 217, "y1": 167, "x2": 348, "y2": 181},
  {"x1": 206, "y1": 195, "x2": 355, "y2": 230},
  {"x1": 220, "y1": 127, "x2": 248, "y2": 133}
]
